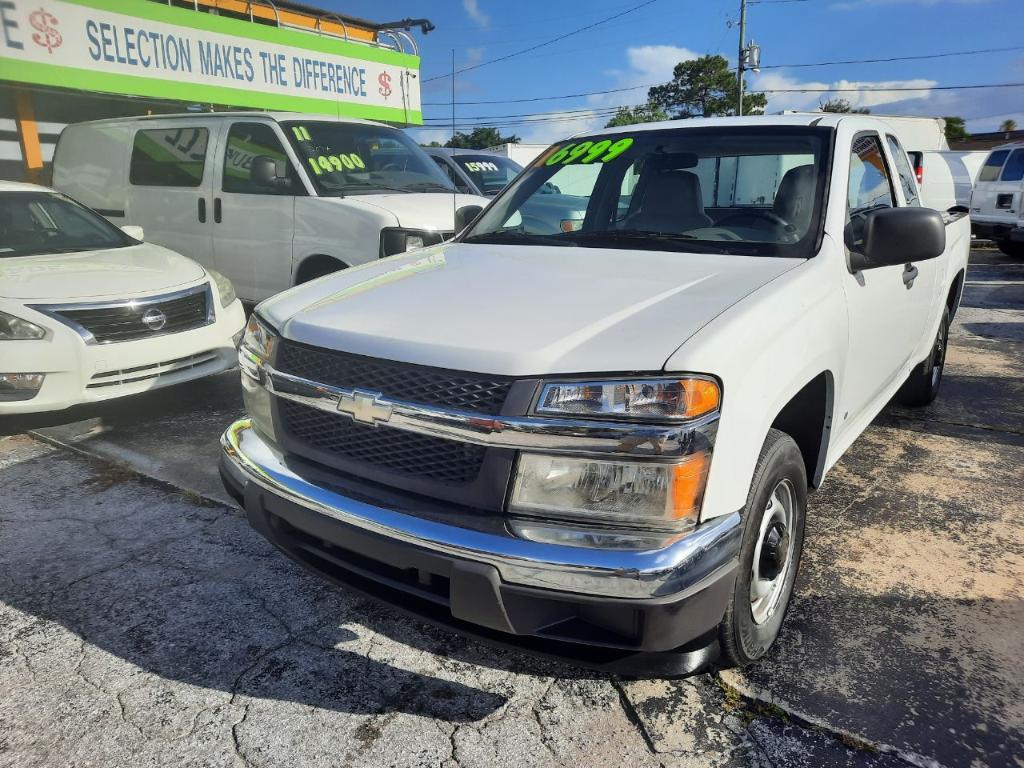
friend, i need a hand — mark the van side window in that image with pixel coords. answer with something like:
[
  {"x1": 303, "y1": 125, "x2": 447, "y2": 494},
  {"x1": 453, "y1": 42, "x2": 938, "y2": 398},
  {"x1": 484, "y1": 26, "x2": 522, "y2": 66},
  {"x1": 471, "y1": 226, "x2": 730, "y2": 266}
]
[
  {"x1": 130, "y1": 128, "x2": 209, "y2": 187},
  {"x1": 431, "y1": 156, "x2": 472, "y2": 193},
  {"x1": 223, "y1": 123, "x2": 297, "y2": 195},
  {"x1": 885, "y1": 135, "x2": 920, "y2": 207},
  {"x1": 979, "y1": 150, "x2": 1010, "y2": 182},
  {"x1": 848, "y1": 134, "x2": 895, "y2": 217},
  {"x1": 999, "y1": 149, "x2": 1024, "y2": 182}
]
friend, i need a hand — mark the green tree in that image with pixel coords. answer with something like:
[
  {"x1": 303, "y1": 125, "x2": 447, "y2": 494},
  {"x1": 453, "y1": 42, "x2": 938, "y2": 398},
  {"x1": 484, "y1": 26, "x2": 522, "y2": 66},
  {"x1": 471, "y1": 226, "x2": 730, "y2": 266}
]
[
  {"x1": 647, "y1": 54, "x2": 767, "y2": 118},
  {"x1": 999, "y1": 119, "x2": 1018, "y2": 132},
  {"x1": 604, "y1": 104, "x2": 669, "y2": 128},
  {"x1": 445, "y1": 127, "x2": 520, "y2": 150},
  {"x1": 819, "y1": 97, "x2": 869, "y2": 114},
  {"x1": 420, "y1": 140, "x2": 443, "y2": 147},
  {"x1": 943, "y1": 116, "x2": 968, "y2": 142}
]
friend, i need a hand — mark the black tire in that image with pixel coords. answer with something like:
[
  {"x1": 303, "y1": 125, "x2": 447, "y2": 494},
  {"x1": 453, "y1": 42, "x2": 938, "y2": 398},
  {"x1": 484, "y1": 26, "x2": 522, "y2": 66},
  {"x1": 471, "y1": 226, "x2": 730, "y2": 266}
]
[
  {"x1": 997, "y1": 240, "x2": 1024, "y2": 259},
  {"x1": 718, "y1": 429, "x2": 807, "y2": 668},
  {"x1": 896, "y1": 306, "x2": 949, "y2": 407},
  {"x1": 295, "y1": 257, "x2": 345, "y2": 285}
]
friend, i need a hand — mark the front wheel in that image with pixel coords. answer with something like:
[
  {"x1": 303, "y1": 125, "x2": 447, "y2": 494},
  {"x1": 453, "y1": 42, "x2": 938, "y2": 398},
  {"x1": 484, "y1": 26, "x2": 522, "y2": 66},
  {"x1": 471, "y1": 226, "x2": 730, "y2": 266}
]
[
  {"x1": 718, "y1": 429, "x2": 807, "y2": 667},
  {"x1": 896, "y1": 306, "x2": 949, "y2": 407}
]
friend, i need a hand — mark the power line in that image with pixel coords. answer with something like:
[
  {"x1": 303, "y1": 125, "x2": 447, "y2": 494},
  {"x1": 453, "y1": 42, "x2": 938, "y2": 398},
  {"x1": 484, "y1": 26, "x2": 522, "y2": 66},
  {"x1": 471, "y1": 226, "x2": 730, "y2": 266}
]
[
  {"x1": 762, "y1": 45, "x2": 1024, "y2": 69},
  {"x1": 421, "y1": 45, "x2": 1024, "y2": 107},
  {"x1": 421, "y1": 82, "x2": 1024, "y2": 129},
  {"x1": 421, "y1": 0, "x2": 662, "y2": 83}
]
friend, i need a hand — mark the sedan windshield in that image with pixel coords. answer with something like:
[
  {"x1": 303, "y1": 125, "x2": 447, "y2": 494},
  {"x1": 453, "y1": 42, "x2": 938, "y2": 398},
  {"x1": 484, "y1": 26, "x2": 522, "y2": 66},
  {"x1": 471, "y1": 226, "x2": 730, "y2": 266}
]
[
  {"x1": 0, "y1": 192, "x2": 134, "y2": 258},
  {"x1": 453, "y1": 154, "x2": 522, "y2": 195},
  {"x1": 283, "y1": 121, "x2": 455, "y2": 195},
  {"x1": 463, "y1": 126, "x2": 832, "y2": 258}
]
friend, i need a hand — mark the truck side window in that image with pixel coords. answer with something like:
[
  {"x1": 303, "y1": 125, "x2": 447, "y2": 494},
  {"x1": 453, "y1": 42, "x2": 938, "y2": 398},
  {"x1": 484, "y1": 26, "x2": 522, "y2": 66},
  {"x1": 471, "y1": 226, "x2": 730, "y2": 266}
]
[
  {"x1": 999, "y1": 149, "x2": 1024, "y2": 182},
  {"x1": 130, "y1": 128, "x2": 209, "y2": 187},
  {"x1": 979, "y1": 150, "x2": 1010, "y2": 182},
  {"x1": 847, "y1": 135, "x2": 895, "y2": 218},
  {"x1": 885, "y1": 135, "x2": 920, "y2": 207},
  {"x1": 222, "y1": 123, "x2": 297, "y2": 195}
]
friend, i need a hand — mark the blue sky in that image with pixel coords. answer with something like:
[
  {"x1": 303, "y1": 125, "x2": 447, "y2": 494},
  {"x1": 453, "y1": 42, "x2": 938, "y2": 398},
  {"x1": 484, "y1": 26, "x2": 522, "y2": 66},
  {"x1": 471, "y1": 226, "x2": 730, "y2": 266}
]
[{"x1": 330, "y1": 0, "x2": 1024, "y2": 144}]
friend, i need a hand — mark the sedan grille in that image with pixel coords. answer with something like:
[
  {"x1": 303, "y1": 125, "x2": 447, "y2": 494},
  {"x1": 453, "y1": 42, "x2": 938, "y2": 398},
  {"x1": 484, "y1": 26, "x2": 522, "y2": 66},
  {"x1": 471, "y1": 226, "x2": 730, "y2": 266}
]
[{"x1": 35, "y1": 285, "x2": 211, "y2": 344}]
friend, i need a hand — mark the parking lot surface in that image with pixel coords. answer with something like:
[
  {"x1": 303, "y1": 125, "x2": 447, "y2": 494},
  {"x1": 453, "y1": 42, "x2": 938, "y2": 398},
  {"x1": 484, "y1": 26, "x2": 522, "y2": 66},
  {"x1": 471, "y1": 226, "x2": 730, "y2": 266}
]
[{"x1": 1, "y1": 250, "x2": 1021, "y2": 767}]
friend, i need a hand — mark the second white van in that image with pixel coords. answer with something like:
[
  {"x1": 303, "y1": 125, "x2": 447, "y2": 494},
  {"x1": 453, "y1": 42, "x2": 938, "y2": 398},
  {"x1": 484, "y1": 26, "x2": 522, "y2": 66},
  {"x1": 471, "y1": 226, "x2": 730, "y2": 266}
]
[
  {"x1": 970, "y1": 143, "x2": 1024, "y2": 257},
  {"x1": 53, "y1": 113, "x2": 489, "y2": 302}
]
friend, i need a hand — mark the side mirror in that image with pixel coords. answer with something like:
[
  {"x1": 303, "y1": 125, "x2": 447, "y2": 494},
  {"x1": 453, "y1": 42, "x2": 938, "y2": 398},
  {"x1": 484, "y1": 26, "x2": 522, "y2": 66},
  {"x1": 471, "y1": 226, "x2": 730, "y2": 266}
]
[
  {"x1": 121, "y1": 225, "x2": 144, "y2": 241},
  {"x1": 847, "y1": 207, "x2": 945, "y2": 271},
  {"x1": 455, "y1": 204, "x2": 483, "y2": 232},
  {"x1": 251, "y1": 155, "x2": 289, "y2": 189}
]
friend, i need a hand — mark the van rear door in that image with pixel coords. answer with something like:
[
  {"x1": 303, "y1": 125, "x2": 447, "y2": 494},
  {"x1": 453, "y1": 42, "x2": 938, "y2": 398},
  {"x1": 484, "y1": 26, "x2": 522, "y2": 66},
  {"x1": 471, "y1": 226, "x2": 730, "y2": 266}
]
[
  {"x1": 125, "y1": 121, "x2": 221, "y2": 269},
  {"x1": 210, "y1": 120, "x2": 300, "y2": 302}
]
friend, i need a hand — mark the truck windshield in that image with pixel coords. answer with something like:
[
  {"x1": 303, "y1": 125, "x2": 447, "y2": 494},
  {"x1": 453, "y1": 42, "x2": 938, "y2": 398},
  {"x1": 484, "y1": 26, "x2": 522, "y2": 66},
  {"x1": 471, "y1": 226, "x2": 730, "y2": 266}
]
[
  {"x1": 462, "y1": 126, "x2": 831, "y2": 258},
  {"x1": 282, "y1": 121, "x2": 455, "y2": 195},
  {"x1": 452, "y1": 154, "x2": 522, "y2": 195},
  {"x1": 0, "y1": 192, "x2": 134, "y2": 258}
]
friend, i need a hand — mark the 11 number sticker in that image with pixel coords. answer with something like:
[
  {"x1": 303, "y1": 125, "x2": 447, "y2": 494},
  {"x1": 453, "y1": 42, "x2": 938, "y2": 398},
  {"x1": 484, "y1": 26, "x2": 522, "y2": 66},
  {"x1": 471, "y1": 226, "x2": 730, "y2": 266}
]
[{"x1": 545, "y1": 137, "x2": 634, "y2": 166}]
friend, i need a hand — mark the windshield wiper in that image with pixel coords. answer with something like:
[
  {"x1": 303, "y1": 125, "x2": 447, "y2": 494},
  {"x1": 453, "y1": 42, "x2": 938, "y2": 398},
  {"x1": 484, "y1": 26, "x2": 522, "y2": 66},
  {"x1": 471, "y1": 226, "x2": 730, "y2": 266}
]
[
  {"x1": 562, "y1": 229, "x2": 733, "y2": 253},
  {"x1": 404, "y1": 182, "x2": 456, "y2": 192},
  {"x1": 461, "y1": 231, "x2": 572, "y2": 246},
  {"x1": 340, "y1": 180, "x2": 411, "y2": 194}
]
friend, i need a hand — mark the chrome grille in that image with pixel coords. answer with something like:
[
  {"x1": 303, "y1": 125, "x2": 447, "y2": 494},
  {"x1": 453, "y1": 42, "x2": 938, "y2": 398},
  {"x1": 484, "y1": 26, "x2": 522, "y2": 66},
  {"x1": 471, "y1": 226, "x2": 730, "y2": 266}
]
[{"x1": 33, "y1": 285, "x2": 211, "y2": 344}]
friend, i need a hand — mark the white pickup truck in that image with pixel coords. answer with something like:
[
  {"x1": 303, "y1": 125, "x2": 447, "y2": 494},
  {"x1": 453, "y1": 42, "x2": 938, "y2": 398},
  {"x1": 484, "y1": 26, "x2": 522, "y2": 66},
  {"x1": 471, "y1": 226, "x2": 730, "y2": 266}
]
[{"x1": 220, "y1": 115, "x2": 969, "y2": 674}]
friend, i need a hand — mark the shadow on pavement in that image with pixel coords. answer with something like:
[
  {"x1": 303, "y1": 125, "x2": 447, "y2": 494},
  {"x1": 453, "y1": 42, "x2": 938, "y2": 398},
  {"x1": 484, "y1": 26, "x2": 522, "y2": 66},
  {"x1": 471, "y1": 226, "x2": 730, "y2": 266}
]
[{"x1": 0, "y1": 449, "x2": 508, "y2": 725}]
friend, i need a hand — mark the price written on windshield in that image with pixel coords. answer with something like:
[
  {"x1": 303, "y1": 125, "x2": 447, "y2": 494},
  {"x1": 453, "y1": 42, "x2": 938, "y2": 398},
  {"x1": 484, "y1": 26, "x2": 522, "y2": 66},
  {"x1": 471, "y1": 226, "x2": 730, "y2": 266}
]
[
  {"x1": 307, "y1": 153, "x2": 366, "y2": 175},
  {"x1": 544, "y1": 137, "x2": 634, "y2": 166}
]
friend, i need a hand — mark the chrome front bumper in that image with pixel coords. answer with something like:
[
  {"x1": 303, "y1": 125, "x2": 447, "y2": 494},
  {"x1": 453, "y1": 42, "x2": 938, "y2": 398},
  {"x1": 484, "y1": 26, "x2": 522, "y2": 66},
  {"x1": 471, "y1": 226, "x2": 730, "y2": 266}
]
[{"x1": 220, "y1": 418, "x2": 741, "y2": 601}]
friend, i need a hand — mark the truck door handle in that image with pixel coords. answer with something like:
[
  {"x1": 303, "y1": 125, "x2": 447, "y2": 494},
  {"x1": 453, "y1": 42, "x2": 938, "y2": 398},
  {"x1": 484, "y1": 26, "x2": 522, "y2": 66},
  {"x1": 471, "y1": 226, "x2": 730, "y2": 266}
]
[
  {"x1": 902, "y1": 264, "x2": 919, "y2": 288},
  {"x1": 213, "y1": 198, "x2": 222, "y2": 224},
  {"x1": 198, "y1": 198, "x2": 206, "y2": 223}
]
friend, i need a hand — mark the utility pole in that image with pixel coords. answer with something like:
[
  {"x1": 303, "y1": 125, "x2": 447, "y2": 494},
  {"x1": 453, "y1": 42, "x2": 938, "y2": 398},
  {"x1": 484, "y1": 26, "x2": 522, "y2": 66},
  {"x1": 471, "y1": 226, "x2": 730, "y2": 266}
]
[{"x1": 737, "y1": 0, "x2": 747, "y2": 116}]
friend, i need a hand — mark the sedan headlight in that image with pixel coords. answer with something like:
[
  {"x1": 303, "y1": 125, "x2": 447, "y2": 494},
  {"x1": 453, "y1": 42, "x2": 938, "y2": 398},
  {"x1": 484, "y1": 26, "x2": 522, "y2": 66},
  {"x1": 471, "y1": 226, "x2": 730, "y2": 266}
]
[
  {"x1": 379, "y1": 228, "x2": 446, "y2": 257},
  {"x1": 207, "y1": 269, "x2": 237, "y2": 308},
  {"x1": 0, "y1": 311, "x2": 47, "y2": 340},
  {"x1": 238, "y1": 313, "x2": 276, "y2": 381},
  {"x1": 535, "y1": 377, "x2": 720, "y2": 421}
]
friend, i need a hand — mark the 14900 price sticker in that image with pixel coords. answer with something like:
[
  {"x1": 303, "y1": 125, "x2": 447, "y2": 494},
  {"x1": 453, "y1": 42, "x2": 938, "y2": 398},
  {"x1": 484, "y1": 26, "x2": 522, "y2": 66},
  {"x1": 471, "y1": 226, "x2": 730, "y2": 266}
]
[
  {"x1": 545, "y1": 137, "x2": 634, "y2": 166},
  {"x1": 307, "y1": 153, "x2": 366, "y2": 175}
]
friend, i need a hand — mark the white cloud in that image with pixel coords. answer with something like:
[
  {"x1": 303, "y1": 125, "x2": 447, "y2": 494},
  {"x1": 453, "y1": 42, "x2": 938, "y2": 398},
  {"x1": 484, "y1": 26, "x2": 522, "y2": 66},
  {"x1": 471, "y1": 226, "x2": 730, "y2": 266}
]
[
  {"x1": 406, "y1": 127, "x2": 452, "y2": 146},
  {"x1": 517, "y1": 45, "x2": 699, "y2": 144},
  {"x1": 750, "y1": 71, "x2": 938, "y2": 113},
  {"x1": 461, "y1": 0, "x2": 489, "y2": 28}
]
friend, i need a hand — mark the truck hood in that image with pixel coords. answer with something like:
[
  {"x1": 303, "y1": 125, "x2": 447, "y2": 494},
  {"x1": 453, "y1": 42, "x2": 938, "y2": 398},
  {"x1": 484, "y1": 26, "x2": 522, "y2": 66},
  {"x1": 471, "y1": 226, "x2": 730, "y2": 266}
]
[
  {"x1": 344, "y1": 192, "x2": 490, "y2": 231},
  {"x1": 264, "y1": 243, "x2": 802, "y2": 376},
  {"x1": 0, "y1": 243, "x2": 206, "y2": 300}
]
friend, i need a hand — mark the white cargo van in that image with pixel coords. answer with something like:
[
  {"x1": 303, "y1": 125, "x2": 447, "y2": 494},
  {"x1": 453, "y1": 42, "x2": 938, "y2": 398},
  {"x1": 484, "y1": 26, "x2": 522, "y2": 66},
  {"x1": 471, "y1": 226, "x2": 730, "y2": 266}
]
[
  {"x1": 970, "y1": 143, "x2": 1024, "y2": 257},
  {"x1": 53, "y1": 113, "x2": 488, "y2": 302}
]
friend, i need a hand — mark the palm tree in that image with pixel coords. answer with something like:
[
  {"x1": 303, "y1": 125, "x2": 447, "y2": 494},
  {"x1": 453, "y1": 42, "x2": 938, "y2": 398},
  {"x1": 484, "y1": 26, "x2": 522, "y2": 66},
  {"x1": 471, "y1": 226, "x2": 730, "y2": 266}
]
[{"x1": 999, "y1": 119, "x2": 1018, "y2": 133}]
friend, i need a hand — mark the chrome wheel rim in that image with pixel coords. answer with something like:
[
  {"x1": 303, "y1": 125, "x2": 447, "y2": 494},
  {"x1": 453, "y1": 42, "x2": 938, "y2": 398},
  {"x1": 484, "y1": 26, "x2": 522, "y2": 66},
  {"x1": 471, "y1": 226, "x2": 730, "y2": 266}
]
[{"x1": 750, "y1": 479, "x2": 796, "y2": 626}]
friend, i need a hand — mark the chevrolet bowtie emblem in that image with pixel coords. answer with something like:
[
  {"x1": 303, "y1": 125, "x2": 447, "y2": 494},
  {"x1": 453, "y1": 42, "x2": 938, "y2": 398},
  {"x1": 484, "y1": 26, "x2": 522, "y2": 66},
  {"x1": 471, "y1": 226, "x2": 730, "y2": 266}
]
[{"x1": 338, "y1": 390, "x2": 393, "y2": 426}]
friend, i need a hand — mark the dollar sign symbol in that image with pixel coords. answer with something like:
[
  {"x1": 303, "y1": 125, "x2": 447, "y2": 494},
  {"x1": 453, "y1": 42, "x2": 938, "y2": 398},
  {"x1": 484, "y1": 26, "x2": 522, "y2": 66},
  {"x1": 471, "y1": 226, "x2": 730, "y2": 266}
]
[
  {"x1": 30, "y1": 9, "x2": 63, "y2": 54},
  {"x1": 378, "y1": 72, "x2": 392, "y2": 99}
]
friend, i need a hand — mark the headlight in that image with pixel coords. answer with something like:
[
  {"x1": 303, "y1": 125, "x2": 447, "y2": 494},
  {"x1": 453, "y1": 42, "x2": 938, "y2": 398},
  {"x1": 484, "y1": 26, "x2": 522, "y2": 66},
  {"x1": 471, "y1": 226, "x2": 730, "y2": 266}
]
[
  {"x1": 207, "y1": 269, "x2": 237, "y2": 308},
  {"x1": 535, "y1": 377, "x2": 720, "y2": 421},
  {"x1": 0, "y1": 311, "x2": 47, "y2": 340},
  {"x1": 238, "y1": 313, "x2": 276, "y2": 381},
  {"x1": 509, "y1": 452, "x2": 710, "y2": 534},
  {"x1": 379, "y1": 228, "x2": 445, "y2": 257}
]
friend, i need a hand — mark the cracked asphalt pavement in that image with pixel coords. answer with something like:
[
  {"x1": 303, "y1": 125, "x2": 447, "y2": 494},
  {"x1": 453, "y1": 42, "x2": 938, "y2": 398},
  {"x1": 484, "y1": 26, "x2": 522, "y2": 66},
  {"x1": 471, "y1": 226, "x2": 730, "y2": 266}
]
[{"x1": 2, "y1": 249, "x2": 1022, "y2": 767}]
